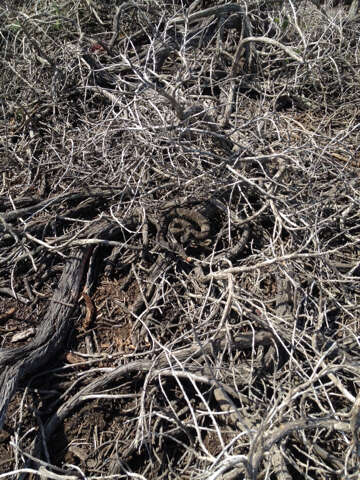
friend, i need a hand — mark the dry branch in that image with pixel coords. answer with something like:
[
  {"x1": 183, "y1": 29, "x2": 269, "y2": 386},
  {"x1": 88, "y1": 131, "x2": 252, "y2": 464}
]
[{"x1": 1, "y1": 0, "x2": 360, "y2": 478}]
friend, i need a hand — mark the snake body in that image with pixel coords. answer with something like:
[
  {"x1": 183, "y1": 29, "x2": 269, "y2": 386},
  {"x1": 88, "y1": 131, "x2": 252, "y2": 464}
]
[
  {"x1": 167, "y1": 207, "x2": 210, "y2": 242},
  {"x1": 157, "y1": 205, "x2": 212, "y2": 256}
]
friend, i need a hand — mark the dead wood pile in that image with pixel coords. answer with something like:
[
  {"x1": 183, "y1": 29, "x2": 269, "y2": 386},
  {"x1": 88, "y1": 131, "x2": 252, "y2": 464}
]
[{"x1": 1, "y1": 0, "x2": 360, "y2": 478}]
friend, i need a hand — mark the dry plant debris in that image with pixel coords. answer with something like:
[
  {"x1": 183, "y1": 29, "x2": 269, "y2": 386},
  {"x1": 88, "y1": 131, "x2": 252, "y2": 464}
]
[{"x1": 1, "y1": 0, "x2": 360, "y2": 478}]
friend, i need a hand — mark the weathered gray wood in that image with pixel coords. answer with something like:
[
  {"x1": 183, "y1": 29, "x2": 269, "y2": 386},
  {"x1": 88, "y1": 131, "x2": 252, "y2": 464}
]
[
  {"x1": 0, "y1": 247, "x2": 89, "y2": 428},
  {"x1": 0, "y1": 218, "x2": 124, "y2": 428}
]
